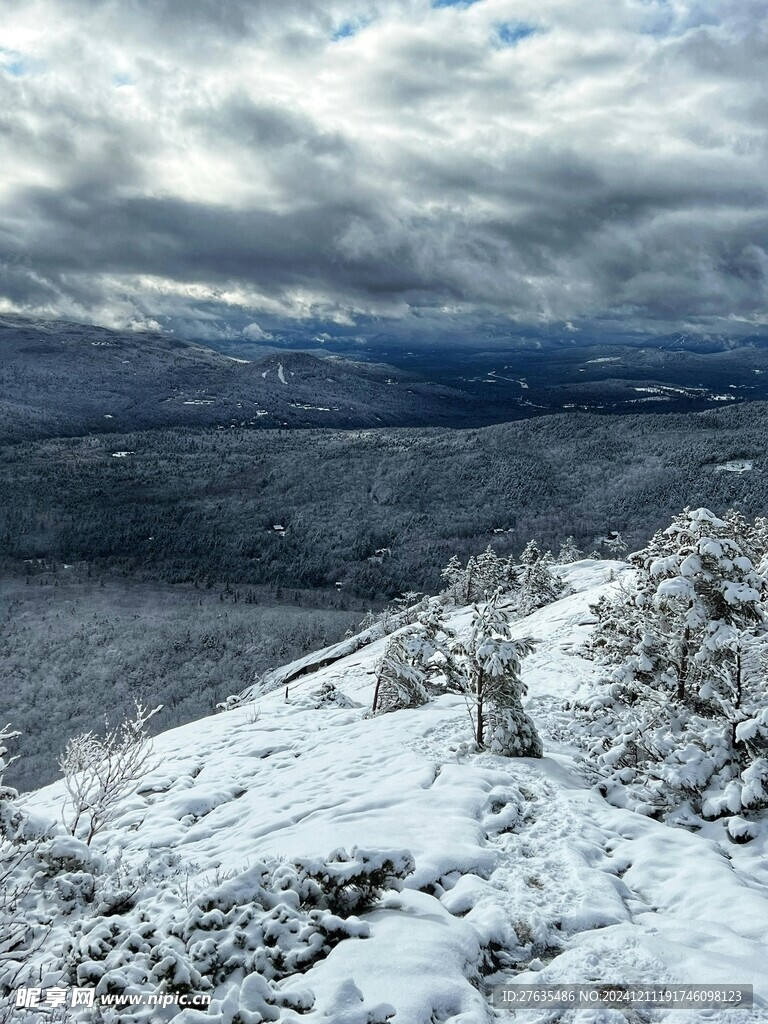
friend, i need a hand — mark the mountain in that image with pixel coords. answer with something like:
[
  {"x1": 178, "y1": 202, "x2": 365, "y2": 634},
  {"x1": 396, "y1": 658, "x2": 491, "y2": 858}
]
[
  {"x1": 4, "y1": 316, "x2": 767, "y2": 444},
  {"x1": 13, "y1": 561, "x2": 768, "y2": 1022},
  {"x1": 0, "y1": 316, "x2": 478, "y2": 442}
]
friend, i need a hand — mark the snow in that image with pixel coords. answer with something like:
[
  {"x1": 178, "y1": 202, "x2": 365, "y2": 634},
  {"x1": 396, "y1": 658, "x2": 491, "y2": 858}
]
[
  {"x1": 277, "y1": 363, "x2": 287, "y2": 385},
  {"x1": 716, "y1": 460, "x2": 754, "y2": 473},
  {"x1": 110, "y1": 450, "x2": 134, "y2": 458},
  {"x1": 21, "y1": 560, "x2": 768, "y2": 1022}
]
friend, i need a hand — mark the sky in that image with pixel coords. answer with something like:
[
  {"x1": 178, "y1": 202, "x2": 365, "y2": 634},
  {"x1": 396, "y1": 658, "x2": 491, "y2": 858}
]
[{"x1": 0, "y1": 0, "x2": 766, "y2": 348}]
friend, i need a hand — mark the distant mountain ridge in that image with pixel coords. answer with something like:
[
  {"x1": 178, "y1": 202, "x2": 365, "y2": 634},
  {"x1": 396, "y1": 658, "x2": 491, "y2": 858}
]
[
  {"x1": 0, "y1": 316, "x2": 478, "y2": 442},
  {"x1": 3, "y1": 316, "x2": 767, "y2": 444}
]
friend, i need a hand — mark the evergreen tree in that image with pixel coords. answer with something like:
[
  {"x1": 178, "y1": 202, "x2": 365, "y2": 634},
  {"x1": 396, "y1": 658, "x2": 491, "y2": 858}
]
[
  {"x1": 518, "y1": 559, "x2": 563, "y2": 616},
  {"x1": 520, "y1": 540, "x2": 541, "y2": 566},
  {"x1": 473, "y1": 545, "x2": 504, "y2": 599},
  {"x1": 371, "y1": 604, "x2": 454, "y2": 715},
  {"x1": 557, "y1": 536, "x2": 582, "y2": 564},
  {"x1": 463, "y1": 556, "x2": 478, "y2": 603},
  {"x1": 439, "y1": 555, "x2": 465, "y2": 605},
  {"x1": 582, "y1": 582, "x2": 641, "y2": 663},
  {"x1": 451, "y1": 597, "x2": 541, "y2": 756},
  {"x1": 576, "y1": 507, "x2": 768, "y2": 817},
  {"x1": 371, "y1": 633, "x2": 430, "y2": 715}
]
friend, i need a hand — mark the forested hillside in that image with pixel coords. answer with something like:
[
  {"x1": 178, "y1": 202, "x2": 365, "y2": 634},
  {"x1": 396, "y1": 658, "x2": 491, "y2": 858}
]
[
  {"x1": 0, "y1": 576, "x2": 361, "y2": 792},
  {"x1": 3, "y1": 401, "x2": 767, "y2": 599}
]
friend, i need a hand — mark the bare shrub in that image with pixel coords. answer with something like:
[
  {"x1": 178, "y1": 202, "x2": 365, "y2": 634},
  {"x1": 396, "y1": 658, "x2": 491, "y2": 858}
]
[{"x1": 60, "y1": 700, "x2": 162, "y2": 844}]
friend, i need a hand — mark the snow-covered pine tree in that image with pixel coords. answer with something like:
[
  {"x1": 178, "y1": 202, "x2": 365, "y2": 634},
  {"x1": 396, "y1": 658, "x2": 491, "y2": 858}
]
[
  {"x1": 581, "y1": 579, "x2": 642, "y2": 663},
  {"x1": 371, "y1": 605, "x2": 455, "y2": 715},
  {"x1": 518, "y1": 558, "x2": 563, "y2": 616},
  {"x1": 439, "y1": 555, "x2": 466, "y2": 605},
  {"x1": 415, "y1": 600, "x2": 455, "y2": 651},
  {"x1": 576, "y1": 507, "x2": 768, "y2": 818},
  {"x1": 474, "y1": 545, "x2": 505, "y2": 599},
  {"x1": 1, "y1": 725, "x2": 38, "y2": 1008},
  {"x1": 441, "y1": 549, "x2": 520, "y2": 606},
  {"x1": 557, "y1": 536, "x2": 582, "y2": 564},
  {"x1": 0, "y1": 723, "x2": 18, "y2": 796},
  {"x1": 463, "y1": 555, "x2": 478, "y2": 603},
  {"x1": 0, "y1": 726, "x2": 66, "y2": 1011},
  {"x1": 520, "y1": 540, "x2": 541, "y2": 566},
  {"x1": 451, "y1": 597, "x2": 542, "y2": 757},
  {"x1": 371, "y1": 634, "x2": 430, "y2": 715},
  {"x1": 359, "y1": 609, "x2": 377, "y2": 631},
  {"x1": 392, "y1": 591, "x2": 425, "y2": 624}
]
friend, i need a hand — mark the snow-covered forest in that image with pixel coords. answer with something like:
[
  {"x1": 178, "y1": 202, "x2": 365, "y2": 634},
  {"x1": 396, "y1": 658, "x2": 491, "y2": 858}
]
[{"x1": 2, "y1": 506, "x2": 767, "y2": 1022}]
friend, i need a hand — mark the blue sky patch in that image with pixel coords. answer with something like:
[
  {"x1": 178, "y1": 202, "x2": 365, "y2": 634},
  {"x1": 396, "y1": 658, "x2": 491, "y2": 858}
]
[
  {"x1": 0, "y1": 48, "x2": 27, "y2": 76},
  {"x1": 495, "y1": 21, "x2": 538, "y2": 46},
  {"x1": 331, "y1": 18, "x2": 371, "y2": 41},
  {"x1": 432, "y1": 0, "x2": 484, "y2": 8}
]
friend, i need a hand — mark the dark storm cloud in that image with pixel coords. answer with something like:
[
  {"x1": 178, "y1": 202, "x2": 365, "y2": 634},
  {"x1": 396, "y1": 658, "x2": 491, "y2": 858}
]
[{"x1": 0, "y1": 0, "x2": 767, "y2": 338}]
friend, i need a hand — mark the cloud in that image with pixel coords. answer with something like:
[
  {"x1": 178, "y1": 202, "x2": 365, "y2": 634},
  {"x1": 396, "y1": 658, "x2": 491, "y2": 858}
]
[
  {"x1": 0, "y1": 0, "x2": 766, "y2": 343},
  {"x1": 243, "y1": 322, "x2": 274, "y2": 341}
]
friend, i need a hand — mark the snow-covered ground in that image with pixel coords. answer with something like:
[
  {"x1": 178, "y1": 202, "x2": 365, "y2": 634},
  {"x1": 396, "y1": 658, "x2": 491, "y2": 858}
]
[
  {"x1": 715, "y1": 460, "x2": 754, "y2": 474},
  {"x1": 23, "y1": 562, "x2": 768, "y2": 1022}
]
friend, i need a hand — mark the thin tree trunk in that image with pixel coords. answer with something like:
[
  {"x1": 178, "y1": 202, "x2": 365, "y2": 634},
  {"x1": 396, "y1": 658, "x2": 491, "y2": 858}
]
[
  {"x1": 677, "y1": 624, "x2": 690, "y2": 701},
  {"x1": 465, "y1": 564, "x2": 475, "y2": 603},
  {"x1": 475, "y1": 668, "x2": 484, "y2": 746},
  {"x1": 731, "y1": 648, "x2": 742, "y2": 754}
]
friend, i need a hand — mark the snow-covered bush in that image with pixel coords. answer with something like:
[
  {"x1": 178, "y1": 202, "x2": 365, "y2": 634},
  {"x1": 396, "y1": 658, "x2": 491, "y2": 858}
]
[
  {"x1": 1, "y1": 726, "x2": 114, "y2": 1020},
  {"x1": 60, "y1": 700, "x2": 162, "y2": 844},
  {"x1": 452, "y1": 597, "x2": 542, "y2": 756},
  {"x1": 290, "y1": 847, "x2": 415, "y2": 916},
  {"x1": 1, "y1": 830, "x2": 413, "y2": 1024},
  {"x1": 57, "y1": 847, "x2": 413, "y2": 1023},
  {"x1": 371, "y1": 604, "x2": 455, "y2": 715},
  {"x1": 307, "y1": 680, "x2": 357, "y2": 709},
  {"x1": 575, "y1": 507, "x2": 768, "y2": 818}
]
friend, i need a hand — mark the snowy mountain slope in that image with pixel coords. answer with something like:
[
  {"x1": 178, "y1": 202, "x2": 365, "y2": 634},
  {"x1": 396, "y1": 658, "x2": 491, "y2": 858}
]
[{"x1": 21, "y1": 561, "x2": 768, "y2": 1023}]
